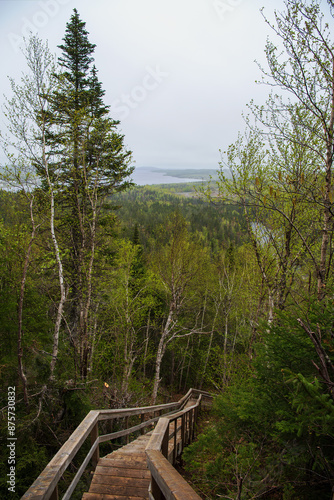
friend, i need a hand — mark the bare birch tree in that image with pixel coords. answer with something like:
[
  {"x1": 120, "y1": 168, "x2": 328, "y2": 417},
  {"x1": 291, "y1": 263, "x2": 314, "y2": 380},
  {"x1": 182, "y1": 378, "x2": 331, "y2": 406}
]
[
  {"x1": 150, "y1": 212, "x2": 208, "y2": 404},
  {"x1": 1, "y1": 36, "x2": 66, "y2": 408}
]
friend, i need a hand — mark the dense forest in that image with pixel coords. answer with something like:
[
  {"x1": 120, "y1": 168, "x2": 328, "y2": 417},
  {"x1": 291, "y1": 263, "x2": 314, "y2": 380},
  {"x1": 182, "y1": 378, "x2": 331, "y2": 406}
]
[{"x1": 1, "y1": 1, "x2": 334, "y2": 499}]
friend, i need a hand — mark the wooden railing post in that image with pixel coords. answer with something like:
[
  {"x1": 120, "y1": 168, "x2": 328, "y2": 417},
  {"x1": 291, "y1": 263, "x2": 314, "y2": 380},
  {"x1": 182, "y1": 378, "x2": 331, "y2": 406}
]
[
  {"x1": 50, "y1": 486, "x2": 59, "y2": 500},
  {"x1": 173, "y1": 418, "x2": 177, "y2": 465},
  {"x1": 161, "y1": 423, "x2": 169, "y2": 459},
  {"x1": 141, "y1": 413, "x2": 145, "y2": 435},
  {"x1": 185, "y1": 412, "x2": 189, "y2": 445},
  {"x1": 125, "y1": 416, "x2": 130, "y2": 443},
  {"x1": 193, "y1": 408, "x2": 196, "y2": 440},
  {"x1": 108, "y1": 416, "x2": 113, "y2": 434},
  {"x1": 90, "y1": 422, "x2": 99, "y2": 468},
  {"x1": 189, "y1": 410, "x2": 192, "y2": 444},
  {"x1": 151, "y1": 476, "x2": 165, "y2": 500},
  {"x1": 181, "y1": 413, "x2": 185, "y2": 452}
]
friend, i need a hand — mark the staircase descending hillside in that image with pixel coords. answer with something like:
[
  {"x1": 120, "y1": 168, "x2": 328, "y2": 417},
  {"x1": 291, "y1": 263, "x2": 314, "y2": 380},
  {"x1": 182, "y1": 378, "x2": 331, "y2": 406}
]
[
  {"x1": 83, "y1": 433, "x2": 152, "y2": 499},
  {"x1": 22, "y1": 389, "x2": 213, "y2": 500}
]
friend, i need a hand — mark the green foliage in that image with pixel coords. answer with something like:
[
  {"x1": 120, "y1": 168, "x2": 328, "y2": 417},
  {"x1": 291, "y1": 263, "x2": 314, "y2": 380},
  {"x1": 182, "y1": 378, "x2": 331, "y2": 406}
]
[
  {"x1": 112, "y1": 185, "x2": 245, "y2": 251},
  {"x1": 61, "y1": 388, "x2": 92, "y2": 426},
  {"x1": 0, "y1": 431, "x2": 48, "y2": 499},
  {"x1": 185, "y1": 300, "x2": 334, "y2": 498},
  {"x1": 40, "y1": 9, "x2": 134, "y2": 379}
]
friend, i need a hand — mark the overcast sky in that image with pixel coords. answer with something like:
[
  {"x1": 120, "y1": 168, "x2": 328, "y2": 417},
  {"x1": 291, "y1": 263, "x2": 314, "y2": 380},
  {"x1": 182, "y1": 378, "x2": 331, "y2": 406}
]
[{"x1": 0, "y1": 0, "x2": 330, "y2": 171}]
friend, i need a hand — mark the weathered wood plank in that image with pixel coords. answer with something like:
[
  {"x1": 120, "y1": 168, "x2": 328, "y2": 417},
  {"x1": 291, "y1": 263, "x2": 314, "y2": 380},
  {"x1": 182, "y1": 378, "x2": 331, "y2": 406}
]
[
  {"x1": 98, "y1": 402, "x2": 179, "y2": 421},
  {"x1": 99, "y1": 421, "x2": 154, "y2": 444},
  {"x1": 98, "y1": 457, "x2": 148, "y2": 470},
  {"x1": 22, "y1": 410, "x2": 100, "y2": 500},
  {"x1": 91, "y1": 423, "x2": 100, "y2": 467},
  {"x1": 110, "y1": 447, "x2": 147, "y2": 455},
  {"x1": 89, "y1": 482, "x2": 149, "y2": 497},
  {"x1": 82, "y1": 493, "x2": 145, "y2": 500},
  {"x1": 91, "y1": 474, "x2": 149, "y2": 488},
  {"x1": 111, "y1": 441, "x2": 151, "y2": 453},
  {"x1": 146, "y1": 449, "x2": 202, "y2": 500},
  {"x1": 105, "y1": 454, "x2": 148, "y2": 463},
  {"x1": 145, "y1": 418, "x2": 169, "y2": 451},
  {"x1": 84, "y1": 432, "x2": 151, "y2": 499},
  {"x1": 108, "y1": 452, "x2": 148, "y2": 459},
  {"x1": 96, "y1": 388, "x2": 195, "y2": 423},
  {"x1": 94, "y1": 465, "x2": 150, "y2": 478}
]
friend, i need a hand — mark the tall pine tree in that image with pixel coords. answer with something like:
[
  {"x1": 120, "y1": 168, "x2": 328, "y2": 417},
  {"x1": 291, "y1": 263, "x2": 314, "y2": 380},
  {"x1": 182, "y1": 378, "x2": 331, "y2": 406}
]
[{"x1": 46, "y1": 9, "x2": 133, "y2": 378}]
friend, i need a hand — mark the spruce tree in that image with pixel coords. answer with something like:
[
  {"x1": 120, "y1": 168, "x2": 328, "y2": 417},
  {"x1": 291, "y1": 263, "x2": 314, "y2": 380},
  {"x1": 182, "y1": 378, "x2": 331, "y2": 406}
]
[{"x1": 46, "y1": 9, "x2": 133, "y2": 378}]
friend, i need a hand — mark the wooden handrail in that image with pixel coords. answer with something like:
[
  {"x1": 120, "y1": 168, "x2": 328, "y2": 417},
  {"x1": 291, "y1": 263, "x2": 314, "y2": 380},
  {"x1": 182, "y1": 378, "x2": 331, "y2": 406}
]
[
  {"x1": 22, "y1": 388, "x2": 209, "y2": 500},
  {"x1": 145, "y1": 390, "x2": 213, "y2": 500}
]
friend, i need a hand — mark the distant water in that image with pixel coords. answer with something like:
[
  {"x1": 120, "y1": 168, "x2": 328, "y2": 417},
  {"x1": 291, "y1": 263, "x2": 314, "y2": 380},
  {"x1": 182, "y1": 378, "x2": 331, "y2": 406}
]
[{"x1": 130, "y1": 167, "x2": 201, "y2": 186}]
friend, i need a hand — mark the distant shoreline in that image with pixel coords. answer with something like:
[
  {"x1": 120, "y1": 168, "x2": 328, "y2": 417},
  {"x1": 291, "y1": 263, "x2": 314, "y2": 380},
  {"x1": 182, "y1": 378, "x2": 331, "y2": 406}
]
[{"x1": 130, "y1": 166, "x2": 221, "y2": 186}]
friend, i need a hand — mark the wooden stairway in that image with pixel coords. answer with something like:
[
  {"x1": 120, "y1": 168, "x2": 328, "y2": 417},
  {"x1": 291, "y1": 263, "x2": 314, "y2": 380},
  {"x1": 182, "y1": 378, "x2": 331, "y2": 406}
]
[
  {"x1": 82, "y1": 399, "x2": 198, "y2": 499},
  {"x1": 23, "y1": 389, "x2": 212, "y2": 500},
  {"x1": 82, "y1": 433, "x2": 152, "y2": 500}
]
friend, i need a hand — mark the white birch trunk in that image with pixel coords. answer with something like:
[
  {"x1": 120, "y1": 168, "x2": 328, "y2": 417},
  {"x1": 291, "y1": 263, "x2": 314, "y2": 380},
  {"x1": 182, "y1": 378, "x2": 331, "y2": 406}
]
[{"x1": 151, "y1": 308, "x2": 173, "y2": 404}]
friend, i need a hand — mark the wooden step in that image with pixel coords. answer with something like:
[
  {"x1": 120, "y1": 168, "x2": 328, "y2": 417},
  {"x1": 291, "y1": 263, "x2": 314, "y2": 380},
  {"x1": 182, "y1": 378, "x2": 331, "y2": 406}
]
[
  {"x1": 98, "y1": 456, "x2": 148, "y2": 470},
  {"x1": 91, "y1": 474, "x2": 149, "y2": 489},
  {"x1": 94, "y1": 465, "x2": 150, "y2": 479},
  {"x1": 88, "y1": 483, "x2": 149, "y2": 497},
  {"x1": 82, "y1": 494, "x2": 144, "y2": 500},
  {"x1": 83, "y1": 435, "x2": 151, "y2": 499}
]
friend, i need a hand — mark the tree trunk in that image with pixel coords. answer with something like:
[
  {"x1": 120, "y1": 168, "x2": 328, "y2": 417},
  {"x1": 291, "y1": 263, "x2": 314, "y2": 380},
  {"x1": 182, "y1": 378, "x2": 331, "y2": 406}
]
[
  {"x1": 318, "y1": 59, "x2": 334, "y2": 300},
  {"x1": 143, "y1": 310, "x2": 150, "y2": 380},
  {"x1": 184, "y1": 338, "x2": 194, "y2": 392},
  {"x1": 17, "y1": 196, "x2": 37, "y2": 407},
  {"x1": 48, "y1": 177, "x2": 66, "y2": 381},
  {"x1": 151, "y1": 308, "x2": 173, "y2": 404},
  {"x1": 42, "y1": 132, "x2": 66, "y2": 383},
  {"x1": 179, "y1": 337, "x2": 190, "y2": 391},
  {"x1": 200, "y1": 303, "x2": 220, "y2": 390}
]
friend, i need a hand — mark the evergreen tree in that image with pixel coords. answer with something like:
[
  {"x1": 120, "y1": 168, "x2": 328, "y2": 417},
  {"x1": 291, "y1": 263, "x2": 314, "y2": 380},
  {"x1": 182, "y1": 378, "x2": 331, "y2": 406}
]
[{"x1": 46, "y1": 9, "x2": 133, "y2": 378}]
